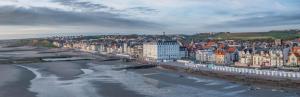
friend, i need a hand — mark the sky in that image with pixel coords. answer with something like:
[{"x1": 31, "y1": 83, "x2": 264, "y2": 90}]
[{"x1": 0, "y1": 0, "x2": 300, "y2": 35}]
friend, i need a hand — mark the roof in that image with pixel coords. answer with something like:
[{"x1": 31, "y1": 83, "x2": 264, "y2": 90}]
[
  {"x1": 207, "y1": 41, "x2": 215, "y2": 46},
  {"x1": 227, "y1": 47, "x2": 236, "y2": 53},
  {"x1": 290, "y1": 53, "x2": 300, "y2": 58},
  {"x1": 144, "y1": 40, "x2": 178, "y2": 45},
  {"x1": 292, "y1": 47, "x2": 300, "y2": 53},
  {"x1": 219, "y1": 43, "x2": 225, "y2": 49},
  {"x1": 215, "y1": 49, "x2": 225, "y2": 55},
  {"x1": 295, "y1": 53, "x2": 300, "y2": 57},
  {"x1": 293, "y1": 53, "x2": 300, "y2": 58}
]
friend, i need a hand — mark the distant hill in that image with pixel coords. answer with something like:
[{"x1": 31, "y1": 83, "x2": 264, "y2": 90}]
[{"x1": 189, "y1": 30, "x2": 300, "y2": 40}]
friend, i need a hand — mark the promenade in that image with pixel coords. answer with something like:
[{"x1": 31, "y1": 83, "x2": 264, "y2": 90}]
[{"x1": 162, "y1": 62, "x2": 300, "y2": 80}]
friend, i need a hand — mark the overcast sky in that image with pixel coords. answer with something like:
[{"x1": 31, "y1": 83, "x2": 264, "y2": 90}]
[{"x1": 0, "y1": 0, "x2": 300, "y2": 34}]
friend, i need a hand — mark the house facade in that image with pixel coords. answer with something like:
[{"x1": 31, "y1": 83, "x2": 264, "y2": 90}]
[
  {"x1": 270, "y1": 49, "x2": 284, "y2": 67},
  {"x1": 287, "y1": 47, "x2": 300, "y2": 66},
  {"x1": 236, "y1": 49, "x2": 253, "y2": 67},
  {"x1": 215, "y1": 49, "x2": 226, "y2": 65},
  {"x1": 195, "y1": 49, "x2": 215, "y2": 64},
  {"x1": 287, "y1": 53, "x2": 300, "y2": 66},
  {"x1": 143, "y1": 41, "x2": 180, "y2": 62},
  {"x1": 225, "y1": 47, "x2": 239, "y2": 65}
]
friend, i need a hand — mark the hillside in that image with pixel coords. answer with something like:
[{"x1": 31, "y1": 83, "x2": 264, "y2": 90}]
[{"x1": 189, "y1": 30, "x2": 300, "y2": 40}]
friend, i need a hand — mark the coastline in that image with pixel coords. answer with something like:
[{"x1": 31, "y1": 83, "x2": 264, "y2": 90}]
[
  {"x1": 1, "y1": 37, "x2": 300, "y2": 97},
  {"x1": 0, "y1": 45, "x2": 299, "y2": 96},
  {"x1": 108, "y1": 54, "x2": 300, "y2": 89},
  {"x1": 158, "y1": 64, "x2": 300, "y2": 89}
]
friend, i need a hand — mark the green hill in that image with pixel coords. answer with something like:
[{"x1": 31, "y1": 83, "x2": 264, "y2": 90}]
[{"x1": 189, "y1": 30, "x2": 300, "y2": 40}]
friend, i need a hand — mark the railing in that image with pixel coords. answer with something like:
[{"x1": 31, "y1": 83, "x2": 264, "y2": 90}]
[{"x1": 184, "y1": 63, "x2": 300, "y2": 79}]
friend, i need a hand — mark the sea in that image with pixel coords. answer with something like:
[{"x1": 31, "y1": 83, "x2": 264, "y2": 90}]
[{"x1": 0, "y1": 32, "x2": 113, "y2": 40}]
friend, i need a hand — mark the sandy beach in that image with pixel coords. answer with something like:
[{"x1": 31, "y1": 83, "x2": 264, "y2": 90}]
[{"x1": 10, "y1": 60, "x2": 300, "y2": 97}]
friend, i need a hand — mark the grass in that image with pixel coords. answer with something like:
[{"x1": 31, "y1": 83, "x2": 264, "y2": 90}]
[{"x1": 189, "y1": 31, "x2": 300, "y2": 41}]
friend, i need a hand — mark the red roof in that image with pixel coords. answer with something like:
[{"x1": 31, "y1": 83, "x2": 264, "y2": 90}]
[
  {"x1": 289, "y1": 52, "x2": 300, "y2": 58},
  {"x1": 207, "y1": 41, "x2": 215, "y2": 45},
  {"x1": 294, "y1": 53, "x2": 300, "y2": 57},
  {"x1": 292, "y1": 47, "x2": 300, "y2": 53},
  {"x1": 215, "y1": 49, "x2": 225, "y2": 55},
  {"x1": 227, "y1": 47, "x2": 236, "y2": 53}
]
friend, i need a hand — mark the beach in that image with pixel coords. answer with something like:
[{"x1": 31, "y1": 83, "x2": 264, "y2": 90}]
[
  {"x1": 4, "y1": 60, "x2": 300, "y2": 97},
  {"x1": 0, "y1": 42, "x2": 300, "y2": 97}
]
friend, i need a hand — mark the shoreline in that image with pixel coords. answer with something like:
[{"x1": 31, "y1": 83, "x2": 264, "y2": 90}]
[
  {"x1": 1, "y1": 40, "x2": 299, "y2": 90},
  {"x1": 158, "y1": 64, "x2": 300, "y2": 89},
  {"x1": 8, "y1": 45, "x2": 300, "y2": 89},
  {"x1": 104, "y1": 53, "x2": 300, "y2": 89},
  {"x1": 0, "y1": 44, "x2": 300, "y2": 97},
  {"x1": 103, "y1": 54, "x2": 300, "y2": 89}
]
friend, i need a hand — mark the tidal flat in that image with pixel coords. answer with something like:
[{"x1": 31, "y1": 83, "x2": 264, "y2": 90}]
[{"x1": 0, "y1": 41, "x2": 300, "y2": 97}]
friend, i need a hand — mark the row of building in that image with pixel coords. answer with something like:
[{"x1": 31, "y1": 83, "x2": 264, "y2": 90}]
[
  {"x1": 54, "y1": 40, "x2": 187, "y2": 62},
  {"x1": 195, "y1": 40, "x2": 300, "y2": 68},
  {"x1": 52, "y1": 36, "x2": 300, "y2": 68}
]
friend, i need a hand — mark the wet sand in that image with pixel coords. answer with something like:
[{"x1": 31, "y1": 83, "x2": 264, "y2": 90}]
[
  {"x1": 0, "y1": 65, "x2": 36, "y2": 97},
  {"x1": 1, "y1": 59, "x2": 300, "y2": 97},
  {"x1": 32, "y1": 61, "x2": 85, "y2": 80},
  {"x1": 92, "y1": 82, "x2": 147, "y2": 97}
]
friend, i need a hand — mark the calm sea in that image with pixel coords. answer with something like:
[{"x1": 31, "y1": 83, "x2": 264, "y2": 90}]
[{"x1": 0, "y1": 33, "x2": 110, "y2": 40}]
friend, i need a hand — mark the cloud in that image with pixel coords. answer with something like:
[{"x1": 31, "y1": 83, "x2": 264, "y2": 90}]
[
  {"x1": 0, "y1": 6, "x2": 162, "y2": 29},
  {"x1": 50, "y1": 0, "x2": 159, "y2": 16},
  {"x1": 51, "y1": 0, "x2": 110, "y2": 11},
  {"x1": 210, "y1": 12, "x2": 300, "y2": 28},
  {"x1": 0, "y1": 0, "x2": 300, "y2": 34},
  {"x1": 128, "y1": 7, "x2": 159, "y2": 14}
]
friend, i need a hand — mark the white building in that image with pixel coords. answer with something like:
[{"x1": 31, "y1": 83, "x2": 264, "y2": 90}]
[
  {"x1": 52, "y1": 41, "x2": 63, "y2": 47},
  {"x1": 195, "y1": 49, "x2": 215, "y2": 64},
  {"x1": 270, "y1": 49, "x2": 284, "y2": 67},
  {"x1": 122, "y1": 43, "x2": 128, "y2": 54},
  {"x1": 236, "y1": 49, "x2": 253, "y2": 67},
  {"x1": 143, "y1": 41, "x2": 180, "y2": 62}
]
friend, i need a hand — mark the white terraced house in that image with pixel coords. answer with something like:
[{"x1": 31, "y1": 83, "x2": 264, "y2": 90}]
[
  {"x1": 195, "y1": 49, "x2": 215, "y2": 64},
  {"x1": 143, "y1": 41, "x2": 180, "y2": 62}
]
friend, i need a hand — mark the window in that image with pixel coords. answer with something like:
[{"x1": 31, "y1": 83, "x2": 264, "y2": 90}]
[{"x1": 292, "y1": 58, "x2": 296, "y2": 62}]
